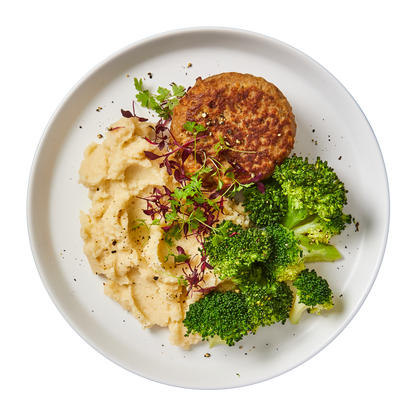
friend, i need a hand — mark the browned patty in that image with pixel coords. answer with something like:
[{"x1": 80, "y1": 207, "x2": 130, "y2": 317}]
[{"x1": 171, "y1": 72, "x2": 296, "y2": 187}]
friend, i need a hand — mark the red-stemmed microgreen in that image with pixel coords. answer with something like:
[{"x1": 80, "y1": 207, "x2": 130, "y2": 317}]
[
  {"x1": 156, "y1": 249, "x2": 216, "y2": 296},
  {"x1": 136, "y1": 163, "x2": 226, "y2": 294},
  {"x1": 121, "y1": 100, "x2": 149, "y2": 122},
  {"x1": 136, "y1": 141, "x2": 265, "y2": 294},
  {"x1": 208, "y1": 156, "x2": 266, "y2": 196},
  {"x1": 123, "y1": 78, "x2": 267, "y2": 294},
  {"x1": 183, "y1": 121, "x2": 207, "y2": 162}
]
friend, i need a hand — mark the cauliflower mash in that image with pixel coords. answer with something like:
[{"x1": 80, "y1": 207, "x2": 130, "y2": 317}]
[{"x1": 79, "y1": 117, "x2": 249, "y2": 349}]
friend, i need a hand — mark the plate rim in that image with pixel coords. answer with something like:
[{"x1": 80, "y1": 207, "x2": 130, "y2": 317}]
[{"x1": 23, "y1": 23, "x2": 393, "y2": 392}]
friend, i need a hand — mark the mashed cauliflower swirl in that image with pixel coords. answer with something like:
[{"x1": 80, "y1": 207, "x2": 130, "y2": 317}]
[{"x1": 79, "y1": 117, "x2": 249, "y2": 349}]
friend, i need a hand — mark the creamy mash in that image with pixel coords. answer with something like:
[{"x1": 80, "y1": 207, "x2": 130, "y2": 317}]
[{"x1": 79, "y1": 117, "x2": 249, "y2": 349}]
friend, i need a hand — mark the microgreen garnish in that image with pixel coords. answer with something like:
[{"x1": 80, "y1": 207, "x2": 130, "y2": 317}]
[
  {"x1": 137, "y1": 163, "x2": 225, "y2": 295},
  {"x1": 125, "y1": 77, "x2": 266, "y2": 294},
  {"x1": 180, "y1": 253, "x2": 215, "y2": 295},
  {"x1": 208, "y1": 157, "x2": 266, "y2": 195},
  {"x1": 141, "y1": 165, "x2": 224, "y2": 247},
  {"x1": 134, "y1": 77, "x2": 186, "y2": 120},
  {"x1": 215, "y1": 135, "x2": 257, "y2": 156},
  {"x1": 183, "y1": 121, "x2": 207, "y2": 162},
  {"x1": 121, "y1": 100, "x2": 149, "y2": 122},
  {"x1": 157, "y1": 251, "x2": 215, "y2": 295},
  {"x1": 136, "y1": 135, "x2": 264, "y2": 293},
  {"x1": 164, "y1": 245, "x2": 191, "y2": 264},
  {"x1": 131, "y1": 218, "x2": 160, "y2": 248},
  {"x1": 183, "y1": 121, "x2": 207, "y2": 135}
]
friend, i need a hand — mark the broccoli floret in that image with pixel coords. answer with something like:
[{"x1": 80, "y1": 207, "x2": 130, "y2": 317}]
[
  {"x1": 289, "y1": 268, "x2": 334, "y2": 325},
  {"x1": 243, "y1": 177, "x2": 288, "y2": 227},
  {"x1": 273, "y1": 155, "x2": 349, "y2": 230},
  {"x1": 242, "y1": 156, "x2": 351, "y2": 241},
  {"x1": 204, "y1": 220, "x2": 272, "y2": 281},
  {"x1": 206, "y1": 221, "x2": 341, "y2": 286},
  {"x1": 263, "y1": 224, "x2": 306, "y2": 282},
  {"x1": 183, "y1": 281, "x2": 294, "y2": 346},
  {"x1": 204, "y1": 221, "x2": 341, "y2": 290},
  {"x1": 244, "y1": 281, "x2": 294, "y2": 329},
  {"x1": 292, "y1": 213, "x2": 352, "y2": 244},
  {"x1": 263, "y1": 224, "x2": 341, "y2": 282},
  {"x1": 183, "y1": 290, "x2": 251, "y2": 346}
]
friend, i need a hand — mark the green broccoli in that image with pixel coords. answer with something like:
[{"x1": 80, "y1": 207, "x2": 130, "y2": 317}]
[
  {"x1": 242, "y1": 156, "x2": 351, "y2": 241},
  {"x1": 243, "y1": 177, "x2": 288, "y2": 227},
  {"x1": 204, "y1": 220, "x2": 272, "y2": 282},
  {"x1": 205, "y1": 221, "x2": 341, "y2": 285},
  {"x1": 289, "y1": 268, "x2": 334, "y2": 325},
  {"x1": 273, "y1": 155, "x2": 350, "y2": 232},
  {"x1": 292, "y1": 213, "x2": 352, "y2": 244},
  {"x1": 183, "y1": 290, "x2": 251, "y2": 346},
  {"x1": 244, "y1": 280, "x2": 294, "y2": 329},
  {"x1": 263, "y1": 224, "x2": 341, "y2": 282},
  {"x1": 296, "y1": 233, "x2": 342, "y2": 262},
  {"x1": 263, "y1": 223, "x2": 306, "y2": 282},
  {"x1": 183, "y1": 281, "x2": 294, "y2": 346},
  {"x1": 181, "y1": 156, "x2": 351, "y2": 346}
]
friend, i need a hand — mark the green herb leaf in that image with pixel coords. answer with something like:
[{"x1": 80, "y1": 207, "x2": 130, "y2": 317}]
[
  {"x1": 156, "y1": 87, "x2": 170, "y2": 102},
  {"x1": 135, "y1": 91, "x2": 152, "y2": 108},
  {"x1": 194, "y1": 124, "x2": 207, "y2": 134},
  {"x1": 210, "y1": 222, "x2": 231, "y2": 246},
  {"x1": 173, "y1": 253, "x2": 190, "y2": 263},
  {"x1": 134, "y1": 77, "x2": 143, "y2": 92},
  {"x1": 183, "y1": 121, "x2": 197, "y2": 133},
  {"x1": 172, "y1": 84, "x2": 186, "y2": 98},
  {"x1": 193, "y1": 208, "x2": 206, "y2": 223},
  {"x1": 165, "y1": 211, "x2": 179, "y2": 224},
  {"x1": 183, "y1": 121, "x2": 206, "y2": 135},
  {"x1": 133, "y1": 79, "x2": 185, "y2": 119}
]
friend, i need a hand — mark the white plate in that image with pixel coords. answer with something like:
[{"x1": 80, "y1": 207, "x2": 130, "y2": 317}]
[{"x1": 27, "y1": 27, "x2": 389, "y2": 389}]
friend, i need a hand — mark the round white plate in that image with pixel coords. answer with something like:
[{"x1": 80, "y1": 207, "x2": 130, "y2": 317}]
[{"x1": 27, "y1": 27, "x2": 389, "y2": 389}]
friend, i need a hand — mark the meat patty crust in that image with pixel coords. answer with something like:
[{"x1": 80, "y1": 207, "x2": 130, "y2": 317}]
[{"x1": 171, "y1": 72, "x2": 296, "y2": 187}]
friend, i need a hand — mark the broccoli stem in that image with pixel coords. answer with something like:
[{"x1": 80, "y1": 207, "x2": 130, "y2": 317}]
[
  {"x1": 297, "y1": 234, "x2": 342, "y2": 262},
  {"x1": 291, "y1": 215, "x2": 321, "y2": 236},
  {"x1": 282, "y1": 206, "x2": 309, "y2": 229},
  {"x1": 289, "y1": 294, "x2": 308, "y2": 325},
  {"x1": 208, "y1": 335, "x2": 227, "y2": 348}
]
